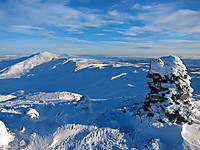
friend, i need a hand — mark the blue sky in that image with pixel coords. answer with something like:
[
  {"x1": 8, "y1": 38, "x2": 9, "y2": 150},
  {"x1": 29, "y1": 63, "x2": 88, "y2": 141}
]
[{"x1": 0, "y1": 0, "x2": 200, "y2": 58}]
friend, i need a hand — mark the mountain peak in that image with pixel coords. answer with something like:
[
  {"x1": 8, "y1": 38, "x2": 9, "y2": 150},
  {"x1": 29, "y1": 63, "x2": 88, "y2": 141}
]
[
  {"x1": 0, "y1": 51, "x2": 59, "y2": 79},
  {"x1": 31, "y1": 51, "x2": 58, "y2": 59}
]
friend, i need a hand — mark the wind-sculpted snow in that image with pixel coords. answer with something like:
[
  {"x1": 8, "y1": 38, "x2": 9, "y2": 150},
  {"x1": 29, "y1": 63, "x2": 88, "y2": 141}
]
[
  {"x1": 111, "y1": 73, "x2": 127, "y2": 80},
  {"x1": 0, "y1": 52, "x2": 200, "y2": 149},
  {"x1": 47, "y1": 124, "x2": 129, "y2": 149},
  {"x1": 0, "y1": 91, "x2": 134, "y2": 149}
]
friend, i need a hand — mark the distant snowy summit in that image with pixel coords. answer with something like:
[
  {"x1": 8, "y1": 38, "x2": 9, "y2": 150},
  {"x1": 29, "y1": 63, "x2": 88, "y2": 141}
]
[
  {"x1": 0, "y1": 51, "x2": 58, "y2": 79},
  {"x1": 139, "y1": 55, "x2": 194, "y2": 126}
]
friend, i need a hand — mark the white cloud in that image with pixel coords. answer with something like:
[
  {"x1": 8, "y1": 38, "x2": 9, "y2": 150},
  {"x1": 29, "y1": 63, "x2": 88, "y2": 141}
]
[
  {"x1": 10, "y1": 25, "x2": 43, "y2": 30},
  {"x1": 1, "y1": 1, "x2": 200, "y2": 37},
  {"x1": 161, "y1": 39, "x2": 199, "y2": 43},
  {"x1": 132, "y1": 3, "x2": 152, "y2": 10},
  {"x1": 0, "y1": 0, "x2": 104, "y2": 34},
  {"x1": 119, "y1": 26, "x2": 160, "y2": 36},
  {"x1": 43, "y1": 34, "x2": 92, "y2": 43},
  {"x1": 101, "y1": 41, "x2": 127, "y2": 44},
  {"x1": 119, "y1": 3, "x2": 200, "y2": 36},
  {"x1": 152, "y1": 9, "x2": 200, "y2": 34},
  {"x1": 108, "y1": 10, "x2": 134, "y2": 20},
  {"x1": 155, "y1": 9, "x2": 197, "y2": 24},
  {"x1": 96, "y1": 33, "x2": 106, "y2": 36},
  {"x1": 6, "y1": 25, "x2": 44, "y2": 35}
]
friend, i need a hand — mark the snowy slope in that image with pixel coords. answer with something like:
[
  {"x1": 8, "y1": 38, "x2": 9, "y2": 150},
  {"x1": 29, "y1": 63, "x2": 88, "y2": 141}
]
[
  {"x1": 0, "y1": 52, "x2": 58, "y2": 79},
  {"x1": 0, "y1": 52, "x2": 199, "y2": 149},
  {"x1": 0, "y1": 54, "x2": 148, "y2": 99}
]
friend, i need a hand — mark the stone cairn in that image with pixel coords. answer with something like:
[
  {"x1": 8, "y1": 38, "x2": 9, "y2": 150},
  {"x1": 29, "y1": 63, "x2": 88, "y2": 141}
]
[{"x1": 138, "y1": 55, "x2": 194, "y2": 125}]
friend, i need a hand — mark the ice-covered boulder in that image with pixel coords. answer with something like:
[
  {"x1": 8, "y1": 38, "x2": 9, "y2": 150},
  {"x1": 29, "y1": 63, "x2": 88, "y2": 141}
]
[
  {"x1": 0, "y1": 120, "x2": 14, "y2": 147},
  {"x1": 138, "y1": 55, "x2": 194, "y2": 125}
]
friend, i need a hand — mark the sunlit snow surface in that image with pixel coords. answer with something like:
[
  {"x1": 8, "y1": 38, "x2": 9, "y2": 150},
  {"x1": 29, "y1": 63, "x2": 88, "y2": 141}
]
[{"x1": 0, "y1": 52, "x2": 199, "y2": 149}]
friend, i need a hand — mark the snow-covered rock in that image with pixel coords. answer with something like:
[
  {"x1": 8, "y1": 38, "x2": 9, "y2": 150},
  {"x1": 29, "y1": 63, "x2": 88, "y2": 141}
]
[
  {"x1": 0, "y1": 94, "x2": 16, "y2": 102},
  {"x1": 0, "y1": 120, "x2": 14, "y2": 147},
  {"x1": 139, "y1": 55, "x2": 194, "y2": 125},
  {"x1": 0, "y1": 51, "x2": 58, "y2": 79},
  {"x1": 75, "y1": 96, "x2": 92, "y2": 113},
  {"x1": 145, "y1": 138, "x2": 160, "y2": 150},
  {"x1": 26, "y1": 108, "x2": 39, "y2": 118},
  {"x1": 148, "y1": 55, "x2": 187, "y2": 78}
]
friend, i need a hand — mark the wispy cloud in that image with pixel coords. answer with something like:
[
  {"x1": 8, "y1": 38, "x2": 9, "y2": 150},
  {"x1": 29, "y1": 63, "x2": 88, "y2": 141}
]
[
  {"x1": 101, "y1": 41, "x2": 127, "y2": 44},
  {"x1": 6, "y1": 25, "x2": 44, "y2": 35},
  {"x1": 0, "y1": 0, "x2": 104, "y2": 34},
  {"x1": 118, "y1": 26, "x2": 160, "y2": 36},
  {"x1": 152, "y1": 9, "x2": 200, "y2": 34},
  {"x1": 44, "y1": 34, "x2": 92, "y2": 43},
  {"x1": 161, "y1": 39, "x2": 200, "y2": 43},
  {"x1": 132, "y1": 3, "x2": 152, "y2": 10},
  {"x1": 0, "y1": 0, "x2": 200, "y2": 57},
  {"x1": 108, "y1": 9, "x2": 134, "y2": 21},
  {"x1": 2, "y1": 1, "x2": 200, "y2": 38},
  {"x1": 119, "y1": 3, "x2": 200, "y2": 36},
  {"x1": 96, "y1": 33, "x2": 106, "y2": 36},
  {"x1": 10, "y1": 25, "x2": 43, "y2": 30}
]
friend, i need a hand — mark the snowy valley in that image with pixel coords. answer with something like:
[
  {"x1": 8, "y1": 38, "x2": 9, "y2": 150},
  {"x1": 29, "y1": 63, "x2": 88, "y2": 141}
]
[{"x1": 0, "y1": 52, "x2": 200, "y2": 150}]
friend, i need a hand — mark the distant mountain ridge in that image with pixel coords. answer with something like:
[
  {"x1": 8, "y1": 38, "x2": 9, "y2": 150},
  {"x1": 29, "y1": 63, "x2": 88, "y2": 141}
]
[{"x1": 0, "y1": 51, "x2": 58, "y2": 79}]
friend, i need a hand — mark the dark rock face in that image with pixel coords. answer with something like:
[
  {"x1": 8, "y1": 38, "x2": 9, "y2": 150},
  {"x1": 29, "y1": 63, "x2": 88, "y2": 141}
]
[{"x1": 139, "y1": 56, "x2": 194, "y2": 125}]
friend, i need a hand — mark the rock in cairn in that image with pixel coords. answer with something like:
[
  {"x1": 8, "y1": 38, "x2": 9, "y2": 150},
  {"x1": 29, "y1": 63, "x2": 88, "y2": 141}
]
[{"x1": 139, "y1": 55, "x2": 194, "y2": 125}]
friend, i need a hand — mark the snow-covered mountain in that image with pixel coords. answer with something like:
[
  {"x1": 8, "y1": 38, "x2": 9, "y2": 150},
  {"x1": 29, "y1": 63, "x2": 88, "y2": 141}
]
[
  {"x1": 0, "y1": 52, "x2": 58, "y2": 79},
  {"x1": 0, "y1": 52, "x2": 199, "y2": 149}
]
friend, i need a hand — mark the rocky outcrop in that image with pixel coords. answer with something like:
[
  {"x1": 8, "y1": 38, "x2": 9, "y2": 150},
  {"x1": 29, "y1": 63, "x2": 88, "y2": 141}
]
[
  {"x1": 75, "y1": 96, "x2": 92, "y2": 114},
  {"x1": 138, "y1": 55, "x2": 194, "y2": 125}
]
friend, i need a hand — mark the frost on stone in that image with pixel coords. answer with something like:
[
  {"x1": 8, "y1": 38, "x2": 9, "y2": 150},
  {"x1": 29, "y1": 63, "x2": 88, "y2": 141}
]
[
  {"x1": 138, "y1": 55, "x2": 194, "y2": 125},
  {"x1": 0, "y1": 120, "x2": 14, "y2": 147}
]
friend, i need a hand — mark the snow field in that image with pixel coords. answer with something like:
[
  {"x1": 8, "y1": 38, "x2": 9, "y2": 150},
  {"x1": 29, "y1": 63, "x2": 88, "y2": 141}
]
[{"x1": 0, "y1": 52, "x2": 199, "y2": 149}]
